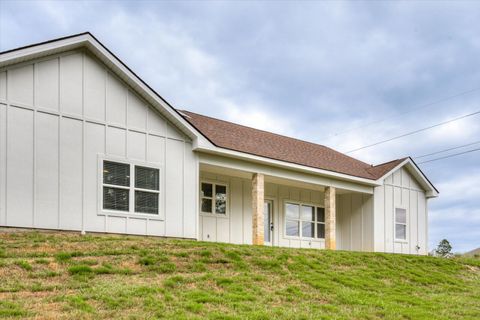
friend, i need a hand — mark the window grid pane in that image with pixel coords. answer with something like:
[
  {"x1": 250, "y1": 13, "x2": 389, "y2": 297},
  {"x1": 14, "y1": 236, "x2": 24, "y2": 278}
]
[
  {"x1": 103, "y1": 161, "x2": 130, "y2": 187},
  {"x1": 317, "y1": 208, "x2": 325, "y2": 223},
  {"x1": 135, "y1": 166, "x2": 159, "y2": 190},
  {"x1": 103, "y1": 187, "x2": 129, "y2": 212},
  {"x1": 395, "y1": 208, "x2": 407, "y2": 224},
  {"x1": 301, "y1": 205, "x2": 315, "y2": 221},
  {"x1": 201, "y1": 183, "x2": 213, "y2": 198},
  {"x1": 215, "y1": 185, "x2": 227, "y2": 214},
  {"x1": 317, "y1": 223, "x2": 325, "y2": 239},
  {"x1": 135, "y1": 191, "x2": 159, "y2": 214},
  {"x1": 302, "y1": 222, "x2": 315, "y2": 238},
  {"x1": 286, "y1": 220, "x2": 299, "y2": 237},
  {"x1": 286, "y1": 203, "x2": 300, "y2": 219},
  {"x1": 395, "y1": 223, "x2": 406, "y2": 240},
  {"x1": 202, "y1": 198, "x2": 212, "y2": 213}
]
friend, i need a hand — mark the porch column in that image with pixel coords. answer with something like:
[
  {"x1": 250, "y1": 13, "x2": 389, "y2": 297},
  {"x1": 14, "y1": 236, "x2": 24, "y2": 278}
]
[
  {"x1": 325, "y1": 186, "x2": 336, "y2": 250},
  {"x1": 252, "y1": 173, "x2": 264, "y2": 245}
]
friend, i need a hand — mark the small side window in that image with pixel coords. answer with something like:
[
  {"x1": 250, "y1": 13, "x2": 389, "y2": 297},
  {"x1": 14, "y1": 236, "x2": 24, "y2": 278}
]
[{"x1": 395, "y1": 208, "x2": 407, "y2": 240}]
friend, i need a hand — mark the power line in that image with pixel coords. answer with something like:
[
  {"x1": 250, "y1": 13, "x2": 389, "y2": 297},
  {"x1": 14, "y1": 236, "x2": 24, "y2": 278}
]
[
  {"x1": 418, "y1": 147, "x2": 480, "y2": 164},
  {"x1": 345, "y1": 110, "x2": 480, "y2": 154},
  {"x1": 414, "y1": 140, "x2": 480, "y2": 159},
  {"x1": 331, "y1": 87, "x2": 480, "y2": 137}
]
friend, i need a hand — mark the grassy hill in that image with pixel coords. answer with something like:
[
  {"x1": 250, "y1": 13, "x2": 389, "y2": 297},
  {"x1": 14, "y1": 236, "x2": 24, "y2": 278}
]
[{"x1": 0, "y1": 230, "x2": 479, "y2": 319}]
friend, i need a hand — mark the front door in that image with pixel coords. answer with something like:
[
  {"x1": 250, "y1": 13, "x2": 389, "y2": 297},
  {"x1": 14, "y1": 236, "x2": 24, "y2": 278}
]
[{"x1": 264, "y1": 200, "x2": 273, "y2": 246}]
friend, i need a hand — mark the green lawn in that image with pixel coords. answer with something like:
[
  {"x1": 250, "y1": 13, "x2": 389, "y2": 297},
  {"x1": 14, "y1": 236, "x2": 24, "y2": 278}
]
[{"x1": 0, "y1": 231, "x2": 479, "y2": 319}]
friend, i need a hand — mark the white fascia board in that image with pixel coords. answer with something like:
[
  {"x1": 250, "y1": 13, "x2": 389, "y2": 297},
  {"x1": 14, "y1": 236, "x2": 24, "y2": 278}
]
[
  {"x1": 0, "y1": 33, "x2": 206, "y2": 144},
  {"x1": 0, "y1": 34, "x2": 90, "y2": 64},
  {"x1": 375, "y1": 158, "x2": 439, "y2": 198},
  {"x1": 195, "y1": 145, "x2": 381, "y2": 189}
]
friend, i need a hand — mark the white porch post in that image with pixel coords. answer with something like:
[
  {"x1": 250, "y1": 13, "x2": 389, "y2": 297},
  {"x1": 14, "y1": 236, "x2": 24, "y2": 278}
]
[
  {"x1": 252, "y1": 173, "x2": 265, "y2": 245},
  {"x1": 325, "y1": 186, "x2": 336, "y2": 250}
]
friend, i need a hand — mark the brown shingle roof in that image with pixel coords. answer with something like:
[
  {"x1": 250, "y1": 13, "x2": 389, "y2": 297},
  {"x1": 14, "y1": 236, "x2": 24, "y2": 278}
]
[{"x1": 180, "y1": 110, "x2": 407, "y2": 180}]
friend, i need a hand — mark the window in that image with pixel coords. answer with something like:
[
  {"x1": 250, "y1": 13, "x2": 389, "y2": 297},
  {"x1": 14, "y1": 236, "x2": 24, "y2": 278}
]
[
  {"x1": 285, "y1": 202, "x2": 325, "y2": 239},
  {"x1": 102, "y1": 160, "x2": 160, "y2": 215},
  {"x1": 201, "y1": 182, "x2": 227, "y2": 215},
  {"x1": 395, "y1": 208, "x2": 407, "y2": 240}
]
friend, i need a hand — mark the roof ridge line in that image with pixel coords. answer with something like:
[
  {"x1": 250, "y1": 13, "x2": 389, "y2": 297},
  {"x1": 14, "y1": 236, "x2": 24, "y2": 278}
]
[
  {"x1": 180, "y1": 109, "x2": 372, "y2": 167},
  {"x1": 371, "y1": 157, "x2": 409, "y2": 168}
]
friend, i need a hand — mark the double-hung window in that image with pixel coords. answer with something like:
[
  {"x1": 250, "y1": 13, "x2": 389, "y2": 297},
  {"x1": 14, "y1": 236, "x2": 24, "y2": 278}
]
[
  {"x1": 395, "y1": 207, "x2": 407, "y2": 240},
  {"x1": 102, "y1": 160, "x2": 160, "y2": 215},
  {"x1": 285, "y1": 202, "x2": 325, "y2": 239},
  {"x1": 201, "y1": 182, "x2": 227, "y2": 215}
]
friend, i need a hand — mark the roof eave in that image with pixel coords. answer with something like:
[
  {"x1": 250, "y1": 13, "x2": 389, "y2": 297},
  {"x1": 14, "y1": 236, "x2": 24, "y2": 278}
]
[{"x1": 195, "y1": 144, "x2": 383, "y2": 187}]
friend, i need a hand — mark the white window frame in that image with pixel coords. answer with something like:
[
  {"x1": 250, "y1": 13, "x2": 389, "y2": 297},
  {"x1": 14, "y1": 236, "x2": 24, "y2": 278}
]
[
  {"x1": 200, "y1": 180, "x2": 229, "y2": 217},
  {"x1": 98, "y1": 155, "x2": 162, "y2": 220},
  {"x1": 283, "y1": 201, "x2": 325, "y2": 241},
  {"x1": 394, "y1": 206, "x2": 408, "y2": 242}
]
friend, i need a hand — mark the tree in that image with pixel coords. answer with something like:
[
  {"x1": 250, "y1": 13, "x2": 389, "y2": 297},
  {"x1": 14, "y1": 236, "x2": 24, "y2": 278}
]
[{"x1": 435, "y1": 239, "x2": 452, "y2": 257}]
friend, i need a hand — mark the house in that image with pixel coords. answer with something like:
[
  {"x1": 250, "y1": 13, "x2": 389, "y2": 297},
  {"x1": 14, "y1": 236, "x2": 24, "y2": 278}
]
[{"x1": 0, "y1": 32, "x2": 438, "y2": 255}]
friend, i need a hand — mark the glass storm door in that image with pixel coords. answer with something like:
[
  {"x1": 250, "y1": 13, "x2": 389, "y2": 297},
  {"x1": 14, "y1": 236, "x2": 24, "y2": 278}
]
[{"x1": 264, "y1": 200, "x2": 273, "y2": 246}]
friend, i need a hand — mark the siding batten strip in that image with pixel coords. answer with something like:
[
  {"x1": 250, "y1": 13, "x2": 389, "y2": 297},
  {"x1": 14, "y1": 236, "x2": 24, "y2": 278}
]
[
  {"x1": 3, "y1": 101, "x2": 8, "y2": 226},
  {"x1": 182, "y1": 139, "x2": 185, "y2": 238},
  {"x1": 125, "y1": 87, "x2": 129, "y2": 159},
  {"x1": 415, "y1": 192, "x2": 420, "y2": 253},
  {"x1": 195, "y1": 154, "x2": 199, "y2": 240},
  {"x1": 32, "y1": 63, "x2": 36, "y2": 227},
  {"x1": 3, "y1": 72, "x2": 7, "y2": 226},
  {"x1": 57, "y1": 114, "x2": 61, "y2": 229},
  {"x1": 163, "y1": 120, "x2": 167, "y2": 232},
  {"x1": 81, "y1": 52, "x2": 86, "y2": 235}
]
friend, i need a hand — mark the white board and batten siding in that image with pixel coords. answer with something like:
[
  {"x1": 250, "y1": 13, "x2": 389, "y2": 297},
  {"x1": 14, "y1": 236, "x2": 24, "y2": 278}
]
[
  {"x1": 199, "y1": 171, "x2": 325, "y2": 249},
  {"x1": 0, "y1": 50, "x2": 198, "y2": 238},
  {"x1": 336, "y1": 193, "x2": 374, "y2": 252},
  {"x1": 373, "y1": 167, "x2": 428, "y2": 255}
]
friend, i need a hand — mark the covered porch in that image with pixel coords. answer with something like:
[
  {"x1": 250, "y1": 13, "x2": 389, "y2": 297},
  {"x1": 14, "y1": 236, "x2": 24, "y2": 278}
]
[{"x1": 198, "y1": 154, "x2": 375, "y2": 251}]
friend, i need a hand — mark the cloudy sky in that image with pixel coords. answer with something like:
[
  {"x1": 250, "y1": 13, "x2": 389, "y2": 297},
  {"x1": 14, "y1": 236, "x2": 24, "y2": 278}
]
[{"x1": 1, "y1": 1, "x2": 479, "y2": 252}]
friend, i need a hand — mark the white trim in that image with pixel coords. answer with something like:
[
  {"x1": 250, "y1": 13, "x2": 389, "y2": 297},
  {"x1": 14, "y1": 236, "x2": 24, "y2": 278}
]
[{"x1": 97, "y1": 154, "x2": 163, "y2": 220}]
